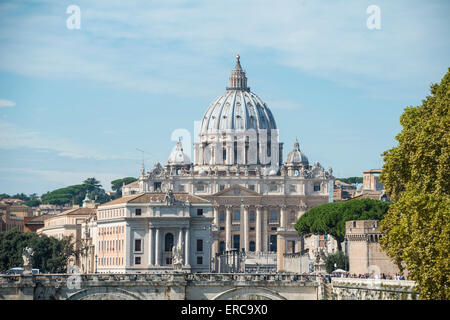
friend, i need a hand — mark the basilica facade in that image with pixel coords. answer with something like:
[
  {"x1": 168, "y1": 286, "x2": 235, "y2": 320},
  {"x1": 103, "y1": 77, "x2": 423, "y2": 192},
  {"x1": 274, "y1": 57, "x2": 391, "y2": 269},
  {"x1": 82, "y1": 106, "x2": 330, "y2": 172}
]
[{"x1": 123, "y1": 56, "x2": 334, "y2": 271}]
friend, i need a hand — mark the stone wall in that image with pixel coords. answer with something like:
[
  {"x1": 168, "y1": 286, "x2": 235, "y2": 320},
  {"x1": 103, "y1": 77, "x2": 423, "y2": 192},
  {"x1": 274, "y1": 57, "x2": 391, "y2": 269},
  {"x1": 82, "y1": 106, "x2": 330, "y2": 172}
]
[
  {"x1": 331, "y1": 278, "x2": 418, "y2": 300},
  {"x1": 0, "y1": 273, "x2": 320, "y2": 300},
  {"x1": 282, "y1": 252, "x2": 310, "y2": 273}
]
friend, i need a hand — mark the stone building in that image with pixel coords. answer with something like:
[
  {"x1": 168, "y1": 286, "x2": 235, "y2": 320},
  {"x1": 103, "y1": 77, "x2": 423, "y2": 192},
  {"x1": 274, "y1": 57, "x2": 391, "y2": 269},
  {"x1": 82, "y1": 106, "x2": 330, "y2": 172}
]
[
  {"x1": 123, "y1": 56, "x2": 334, "y2": 271},
  {"x1": 346, "y1": 220, "x2": 403, "y2": 276},
  {"x1": 0, "y1": 202, "x2": 24, "y2": 232},
  {"x1": 95, "y1": 191, "x2": 214, "y2": 273},
  {"x1": 362, "y1": 169, "x2": 383, "y2": 191},
  {"x1": 24, "y1": 215, "x2": 50, "y2": 233},
  {"x1": 7, "y1": 204, "x2": 33, "y2": 218},
  {"x1": 37, "y1": 195, "x2": 97, "y2": 267}
]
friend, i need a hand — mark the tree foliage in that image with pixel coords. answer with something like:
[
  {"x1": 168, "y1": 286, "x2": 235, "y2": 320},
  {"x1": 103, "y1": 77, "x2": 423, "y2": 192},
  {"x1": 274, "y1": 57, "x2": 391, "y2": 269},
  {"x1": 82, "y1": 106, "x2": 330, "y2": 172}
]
[
  {"x1": 325, "y1": 251, "x2": 349, "y2": 274},
  {"x1": 40, "y1": 177, "x2": 110, "y2": 206},
  {"x1": 41, "y1": 184, "x2": 87, "y2": 206},
  {"x1": 336, "y1": 177, "x2": 363, "y2": 184},
  {"x1": 294, "y1": 198, "x2": 389, "y2": 250},
  {"x1": 0, "y1": 228, "x2": 74, "y2": 273},
  {"x1": 380, "y1": 68, "x2": 450, "y2": 300},
  {"x1": 111, "y1": 177, "x2": 137, "y2": 197}
]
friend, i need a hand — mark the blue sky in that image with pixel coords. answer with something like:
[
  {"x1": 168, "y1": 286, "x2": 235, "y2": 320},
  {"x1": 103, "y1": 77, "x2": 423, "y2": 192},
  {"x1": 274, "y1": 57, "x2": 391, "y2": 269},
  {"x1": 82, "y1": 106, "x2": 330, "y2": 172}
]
[{"x1": 0, "y1": 0, "x2": 449, "y2": 194}]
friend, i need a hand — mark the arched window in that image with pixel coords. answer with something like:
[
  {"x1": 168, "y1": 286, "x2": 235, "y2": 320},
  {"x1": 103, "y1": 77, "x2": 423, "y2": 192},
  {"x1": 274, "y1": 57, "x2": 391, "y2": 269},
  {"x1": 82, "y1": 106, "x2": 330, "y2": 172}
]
[{"x1": 165, "y1": 233, "x2": 174, "y2": 252}]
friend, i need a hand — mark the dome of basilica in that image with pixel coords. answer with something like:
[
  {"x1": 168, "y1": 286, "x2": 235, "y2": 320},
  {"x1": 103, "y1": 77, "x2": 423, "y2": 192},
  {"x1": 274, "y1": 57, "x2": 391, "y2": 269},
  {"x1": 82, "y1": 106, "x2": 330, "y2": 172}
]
[
  {"x1": 285, "y1": 139, "x2": 309, "y2": 166},
  {"x1": 199, "y1": 56, "x2": 277, "y2": 135},
  {"x1": 168, "y1": 138, "x2": 191, "y2": 165}
]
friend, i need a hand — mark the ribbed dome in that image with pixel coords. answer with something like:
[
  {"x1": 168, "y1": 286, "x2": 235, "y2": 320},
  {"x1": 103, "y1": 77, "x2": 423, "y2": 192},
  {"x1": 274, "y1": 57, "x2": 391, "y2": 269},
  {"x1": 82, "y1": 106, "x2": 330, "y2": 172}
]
[
  {"x1": 168, "y1": 139, "x2": 190, "y2": 165},
  {"x1": 286, "y1": 139, "x2": 309, "y2": 165},
  {"x1": 200, "y1": 56, "x2": 277, "y2": 135}
]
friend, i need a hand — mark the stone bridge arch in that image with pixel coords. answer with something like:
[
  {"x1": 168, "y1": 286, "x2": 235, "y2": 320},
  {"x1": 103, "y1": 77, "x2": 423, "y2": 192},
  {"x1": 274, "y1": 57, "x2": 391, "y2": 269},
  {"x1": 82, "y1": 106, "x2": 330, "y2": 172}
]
[
  {"x1": 212, "y1": 287, "x2": 286, "y2": 300},
  {"x1": 67, "y1": 287, "x2": 142, "y2": 300}
]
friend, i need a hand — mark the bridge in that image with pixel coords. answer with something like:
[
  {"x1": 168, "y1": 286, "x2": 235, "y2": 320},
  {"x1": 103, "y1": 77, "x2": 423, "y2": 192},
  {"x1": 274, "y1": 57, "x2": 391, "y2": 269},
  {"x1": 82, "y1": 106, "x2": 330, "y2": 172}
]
[{"x1": 0, "y1": 273, "x2": 324, "y2": 300}]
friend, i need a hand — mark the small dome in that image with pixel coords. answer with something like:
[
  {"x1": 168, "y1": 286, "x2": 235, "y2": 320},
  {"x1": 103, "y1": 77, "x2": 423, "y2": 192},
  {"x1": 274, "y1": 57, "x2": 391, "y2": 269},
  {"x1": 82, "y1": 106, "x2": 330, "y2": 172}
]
[
  {"x1": 286, "y1": 139, "x2": 309, "y2": 165},
  {"x1": 168, "y1": 139, "x2": 190, "y2": 165}
]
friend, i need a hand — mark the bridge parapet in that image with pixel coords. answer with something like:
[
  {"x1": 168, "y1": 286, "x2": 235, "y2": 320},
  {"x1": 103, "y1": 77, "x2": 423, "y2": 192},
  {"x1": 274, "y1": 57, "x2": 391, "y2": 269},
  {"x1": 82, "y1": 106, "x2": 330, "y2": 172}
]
[
  {"x1": 331, "y1": 278, "x2": 418, "y2": 300},
  {"x1": 0, "y1": 273, "x2": 322, "y2": 300}
]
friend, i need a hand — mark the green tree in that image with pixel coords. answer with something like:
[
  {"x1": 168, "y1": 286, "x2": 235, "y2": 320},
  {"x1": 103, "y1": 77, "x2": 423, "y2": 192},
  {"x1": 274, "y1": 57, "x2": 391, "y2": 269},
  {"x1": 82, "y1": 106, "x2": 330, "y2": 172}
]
[
  {"x1": 0, "y1": 228, "x2": 74, "y2": 273},
  {"x1": 325, "y1": 251, "x2": 349, "y2": 274},
  {"x1": 294, "y1": 198, "x2": 389, "y2": 251},
  {"x1": 11, "y1": 193, "x2": 30, "y2": 201},
  {"x1": 23, "y1": 199, "x2": 41, "y2": 207},
  {"x1": 380, "y1": 68, "x2": 450, "y2": 300},
  {"x1": 336, "y1": 177, "x2": 363, "y2": 184},
  {"x1": 41, "y1": 184, "x2": 87, "y2": 206},
  {"x1": 83, "y1": 177, "x2": 102, "y2": 193},
  {"x1": 111, "y1": 177, "x2": 137, "y2": 197}
]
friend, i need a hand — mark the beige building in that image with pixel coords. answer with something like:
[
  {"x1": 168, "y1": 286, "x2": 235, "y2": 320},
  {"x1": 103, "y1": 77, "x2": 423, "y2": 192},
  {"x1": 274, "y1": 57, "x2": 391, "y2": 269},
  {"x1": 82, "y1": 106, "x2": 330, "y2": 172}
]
[
  {"x1": 96, "y1": 191, "x2": 213, "y2": 273},
  {"x1": 123, "y1": 56, "x2": 334, "y2": 272},
  {"x1": 362, "y1": 169, "x2": 383, "y2": 191},
  {"x1": 8, "y1": 204, "x2": 33, "y2": 218},
  {"x1": 37, "y1": 195, "x2": 97, "y2": 268},
  {"x1": 0, "y1": 202, "x2": 25, "y2": 232},
  {"x1": 346, "y1": 220, "x2": 403, "y2": 276}
]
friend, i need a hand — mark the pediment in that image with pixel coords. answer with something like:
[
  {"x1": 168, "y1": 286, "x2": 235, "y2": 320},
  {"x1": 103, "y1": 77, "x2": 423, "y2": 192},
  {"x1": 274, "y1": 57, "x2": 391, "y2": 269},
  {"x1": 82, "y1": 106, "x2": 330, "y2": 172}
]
[{"x1": 212, "y1": 185, "x2": 261, "y2": 197}]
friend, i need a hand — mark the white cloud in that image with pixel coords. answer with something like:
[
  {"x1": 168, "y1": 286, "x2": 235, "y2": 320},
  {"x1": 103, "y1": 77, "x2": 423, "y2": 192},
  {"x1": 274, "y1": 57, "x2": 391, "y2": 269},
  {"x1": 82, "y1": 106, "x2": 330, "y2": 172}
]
[
  {"x1": 0, "y1": 99, "x2": 15, "y2": 108},
  {"x1": 0, "y1": 167, "x2": 125, "y2": 192},
  {"x1": 0, "y1": 120, "x2": 133, "y2": 161},
  {"x1": 0, "y1": 0, "x2": 447, "y2": 98}
]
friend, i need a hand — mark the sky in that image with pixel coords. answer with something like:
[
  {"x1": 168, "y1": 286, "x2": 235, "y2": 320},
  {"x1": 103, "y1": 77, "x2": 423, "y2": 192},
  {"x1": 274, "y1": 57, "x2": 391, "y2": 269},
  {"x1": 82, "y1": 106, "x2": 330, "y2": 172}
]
[{"x1": 0, "y1": 0, "x2": 449, "y2": 195}]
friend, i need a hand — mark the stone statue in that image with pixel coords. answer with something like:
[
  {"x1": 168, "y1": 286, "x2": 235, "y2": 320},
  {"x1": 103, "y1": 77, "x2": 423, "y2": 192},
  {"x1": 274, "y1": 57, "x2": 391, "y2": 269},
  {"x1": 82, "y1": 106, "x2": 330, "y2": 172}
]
[
  {"x1": 172, "y1": 243, "x2": 184, "y2": 271},
  {"x1": 164, "y1": 189, "x2": 175, "y2": 206},
  {"x1": 22, "y1": 247, "x2": 34, "y2": 274}
]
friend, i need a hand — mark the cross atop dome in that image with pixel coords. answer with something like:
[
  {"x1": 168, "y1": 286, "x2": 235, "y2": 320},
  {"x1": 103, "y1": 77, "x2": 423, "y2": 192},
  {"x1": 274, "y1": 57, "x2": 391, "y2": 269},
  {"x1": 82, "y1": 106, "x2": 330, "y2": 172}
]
[
  {"x1": 294, "y1": 138, "x2": 300, "y2": 150},
  {"x1": 227, "y1": 54, "x2": 250, "y2": 91},
  {"x1": 235, "y1": 55, "x2": 242, "y2": 70}
]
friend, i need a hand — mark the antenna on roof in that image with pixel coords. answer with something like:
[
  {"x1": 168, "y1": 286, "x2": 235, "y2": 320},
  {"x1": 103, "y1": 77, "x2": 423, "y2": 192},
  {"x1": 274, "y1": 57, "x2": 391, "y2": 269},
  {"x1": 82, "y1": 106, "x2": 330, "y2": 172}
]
[{"x1": 136, "y1": 148, "x2": 147, "y2": 176}]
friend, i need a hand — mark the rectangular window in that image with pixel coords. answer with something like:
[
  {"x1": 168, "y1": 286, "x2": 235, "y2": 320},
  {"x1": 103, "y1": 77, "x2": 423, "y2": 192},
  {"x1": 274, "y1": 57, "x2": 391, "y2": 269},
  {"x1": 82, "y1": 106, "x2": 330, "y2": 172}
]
[
  {"x1": 219, "y1": 185, "x2": 225, "y2": 191},
  {"x1": 233, "y1": 210, "x2": 240, "y2": 221},
  {"x1": 135, "y1": 239, "x2": 142, "y2": 252},
  {"x1": 196, "y1": 184, "x2": 205, "y2": 192},
  {"x1": 197, "y1": 208, "x2": 203, "y2": 216},
  {"x1": 197, "y1": 256, "x2": 203, "y2": 265},
  {"x1": 249, "y1": 212, "x2": 255, "y2": 222},
  {"x1": 290, "y1": 185, "x2": 296, "y2": 192},
  {"x1": 314, "y1": 183, "x2": 321, "y2": 191},
  {"x1": 220, "y1": 226, "x2": 225, "y2": 231},
  {"x1": 135, "y1": 208, "x2": 141, "y2": 216},
  {"x1": 219, "y1": 212, "x2": 225, "y2": 222},
  {"x1": 197, "y1": 239, "x2": 203, "y2": 252},
  {"x1": 135, "y1": 256, "x2": 141, "y2": 265},
  {"x1": 269, "y1": 184, "x2": 278, "y2": 192},
  {"x1": 270, "y1": 210, "x2": 278, "y2": 222},
  {"x1": 250, "y1": 227, "x2": 255, "y2": 231},
  {"x1": 249, "y1": 185, "x2": 255, "y2": 191}
]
